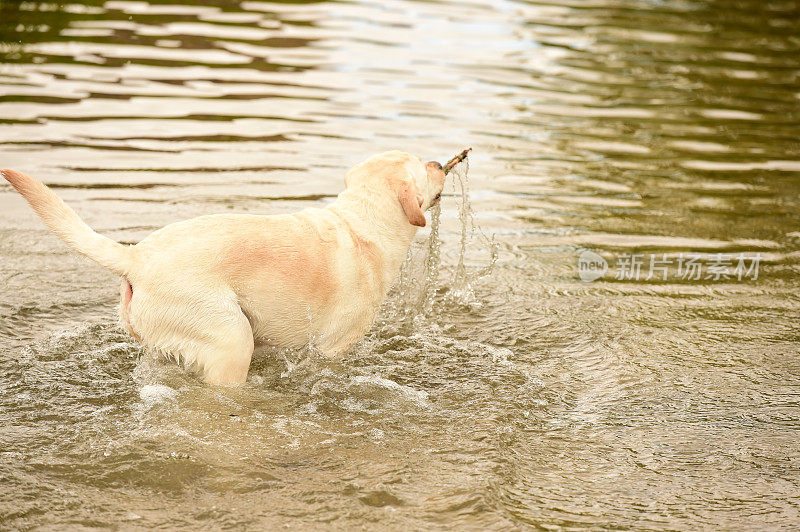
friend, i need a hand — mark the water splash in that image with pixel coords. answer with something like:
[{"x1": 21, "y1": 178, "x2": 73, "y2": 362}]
[
  {"x1": 393, "y1": 201, "x2": 441, "y2": 326},
  {"x1": 415, "y1": 201, "x2": 442, "y2": 316},
  {"x1": 393, "y1": 156, "x2": 498, "y2": 321},
  {"x1": 447, "y1": 158, "x2": 499, "y2": 306}
]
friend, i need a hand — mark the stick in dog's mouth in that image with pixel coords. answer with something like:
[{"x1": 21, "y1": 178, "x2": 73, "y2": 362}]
[
  {"x1": 433, "y1": 147, "x2": 471, "y2": 202},
  {"x1": 442, "y1": 147, "x2": 472, "y2": 176}
]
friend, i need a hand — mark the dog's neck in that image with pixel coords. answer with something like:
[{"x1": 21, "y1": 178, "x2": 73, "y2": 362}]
[{"x1": 329, "y1": 188, "x2": 419, "y2": 280}]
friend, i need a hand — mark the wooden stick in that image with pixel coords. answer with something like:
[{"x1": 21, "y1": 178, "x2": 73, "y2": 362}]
[{"x1": 442, "y1": 148, "x2": 472, "y2": 175}]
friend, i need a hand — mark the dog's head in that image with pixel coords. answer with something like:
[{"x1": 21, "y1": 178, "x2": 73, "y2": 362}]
[{"x1": 344, "y1": 151, "x2": 446, "y2": 228}]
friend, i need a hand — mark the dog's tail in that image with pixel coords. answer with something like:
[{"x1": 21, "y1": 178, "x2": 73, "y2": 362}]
[{"x1": 2, "y1": 169, "x2": 132, "y2": 276}]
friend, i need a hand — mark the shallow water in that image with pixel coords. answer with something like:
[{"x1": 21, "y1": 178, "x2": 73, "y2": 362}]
[{"x1": 1, "y1": 0, "x2": 799, "y2": 529}]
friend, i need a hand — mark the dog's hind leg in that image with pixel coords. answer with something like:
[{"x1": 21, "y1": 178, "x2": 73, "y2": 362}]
[
  {"x1": 127, "y1": 287, "x2": 255, "y2": 385},
  {"x1": 181, "y1": 306, "x2": 254, "y2": 384},
  {"x1": 192, "y1": 306, "x2": 254, "y2": 385}
]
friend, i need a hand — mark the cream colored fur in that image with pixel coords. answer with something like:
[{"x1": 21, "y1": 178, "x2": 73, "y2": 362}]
[{"x1": 2, "y1": 151, "x2": 447, "y2": 384}]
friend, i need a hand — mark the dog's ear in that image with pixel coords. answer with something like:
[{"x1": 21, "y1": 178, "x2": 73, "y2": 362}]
[{"x1": 397, "y1": 180, "x2": 426, "y2": 227}]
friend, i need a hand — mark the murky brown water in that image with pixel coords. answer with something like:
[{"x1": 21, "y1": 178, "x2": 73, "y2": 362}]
[{"x1": 1, "y1": 0, "x2": 800, "y2": 529}]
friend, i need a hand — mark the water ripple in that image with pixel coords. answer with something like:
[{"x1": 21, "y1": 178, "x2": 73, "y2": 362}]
[{"x1": 1, "y1": 0, "x2": 799, "y2": 528}]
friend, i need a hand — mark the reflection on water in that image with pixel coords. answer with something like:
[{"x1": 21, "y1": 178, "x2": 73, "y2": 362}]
[{"x1": 1, "y1": 0, "x2": 799, "y2": 528}]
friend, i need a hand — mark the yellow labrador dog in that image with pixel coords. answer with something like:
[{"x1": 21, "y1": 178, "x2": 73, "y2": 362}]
[{"x1": 3, "y1": 151, "x2": 446, "y2": 384}]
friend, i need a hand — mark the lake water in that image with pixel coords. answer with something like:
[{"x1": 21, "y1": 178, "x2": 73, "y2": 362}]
[{"x1": 1, "y1": 0, "x2": 799, "y2": 529}]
